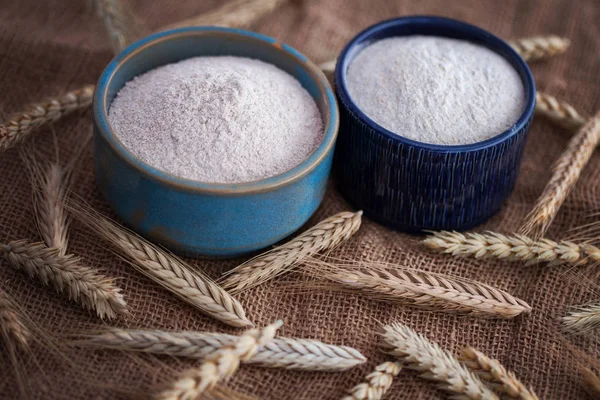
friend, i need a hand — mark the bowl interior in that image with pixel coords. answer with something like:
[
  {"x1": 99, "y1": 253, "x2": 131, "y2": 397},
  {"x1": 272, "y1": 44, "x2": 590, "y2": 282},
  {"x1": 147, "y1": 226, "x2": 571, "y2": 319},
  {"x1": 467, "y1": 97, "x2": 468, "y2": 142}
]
[
  {"x1": 335, "y1": 16, "x2": 536, "y2": 152},
  {"x1": 95, "y1": 27, "x2": 338, "y2": 193}
]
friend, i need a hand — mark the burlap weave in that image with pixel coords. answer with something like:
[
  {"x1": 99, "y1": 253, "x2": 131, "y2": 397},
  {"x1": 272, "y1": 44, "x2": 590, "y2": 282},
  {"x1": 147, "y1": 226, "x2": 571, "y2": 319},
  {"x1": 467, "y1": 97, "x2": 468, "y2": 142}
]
[{"x1": 1, "y1": 0, "x2": 599, "y2": 398}]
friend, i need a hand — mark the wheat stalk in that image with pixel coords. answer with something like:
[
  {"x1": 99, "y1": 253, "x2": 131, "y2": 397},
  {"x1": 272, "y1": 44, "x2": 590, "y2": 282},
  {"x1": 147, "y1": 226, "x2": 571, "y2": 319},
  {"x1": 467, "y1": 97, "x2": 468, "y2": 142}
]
[
  {"x1": 303, "y1": 257, "x2": 530, "y2": 319},
  {"x1": 508, "y1": 35, "x2": 570, "y2": 62},
  {"x1": 221, "y1": 211, "x2": 363, "y2": 293},
  {"x1": 0, "y1": 239, "x2": 127, "y2": 319},
  {"x1": 460, "y1": 347, "x2": 538, "y2": 400},
  {"x1": 156, "y1": 321, "x2": 283, "y2": 400},
  {"x1": 0, "y1": 85, "x2": 94, "y2": 152},
  {"x1": 69, "y1": 203, "x2": 252, "y2": 328},
  {"x1": 535, "y1": 91, "x2": 587, "y2": 132},
  {"x1": 581, "y1": 367, "x2": 600, "y2": 398},
  {"x1": 161, "y1": 0, "x2": 287, "y2": 31},
  {"x1": 520, "y1": 112, "x2": 600, "y2": 238},
  {"x1": 0, "y1": 288, "x2": 31, "y2": 350},
  {"x1": 75, "y1": 328, "x2": 366, "y2": 371},
  {"x1": 562, "y1": 303, "x2": 600, "y2": 335},
  {"x1": 381, "y1": 323, "x2": 498, "y2": 400},
  {"x1": 424, "y1": 230, "x2": 600, "y2": 267},
  {"x1": 341, "y1": 361, "x2": 402, "y2": 400}
]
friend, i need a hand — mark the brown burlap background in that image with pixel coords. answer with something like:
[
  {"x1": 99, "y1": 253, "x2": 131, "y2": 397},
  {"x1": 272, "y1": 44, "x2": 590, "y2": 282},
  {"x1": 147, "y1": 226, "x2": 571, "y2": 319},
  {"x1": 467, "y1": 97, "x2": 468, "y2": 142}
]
[{"x1": 1, "y1": 0, "x2": 600, "y2": 398}]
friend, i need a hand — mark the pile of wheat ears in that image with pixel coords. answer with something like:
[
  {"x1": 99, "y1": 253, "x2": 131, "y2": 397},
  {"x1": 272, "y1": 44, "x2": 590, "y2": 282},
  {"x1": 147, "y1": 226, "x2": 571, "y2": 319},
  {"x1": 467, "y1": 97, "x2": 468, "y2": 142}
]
[
  {"x1": 69, "y1": 200, "x2": 252, "y2": 328},
  {"x1": 2, "y1": 147, "x2": 128, "y2": 320},
  {"x1": 156, "y1": 321, "x2": 282, "y2": 400},
  {"x1": 382, "y1": 322, "x2": 538, "y2": 400}
]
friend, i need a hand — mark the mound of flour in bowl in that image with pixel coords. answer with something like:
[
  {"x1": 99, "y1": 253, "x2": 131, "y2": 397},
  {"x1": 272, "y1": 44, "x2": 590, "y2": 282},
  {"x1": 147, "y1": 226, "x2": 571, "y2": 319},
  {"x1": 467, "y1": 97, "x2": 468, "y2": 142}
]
[
  {"x1": 347, "y1": 36, "x2": 525, "y2": 145},
  {"x1": 108, "y1": 56, "x2": 323, "y2": 183}
]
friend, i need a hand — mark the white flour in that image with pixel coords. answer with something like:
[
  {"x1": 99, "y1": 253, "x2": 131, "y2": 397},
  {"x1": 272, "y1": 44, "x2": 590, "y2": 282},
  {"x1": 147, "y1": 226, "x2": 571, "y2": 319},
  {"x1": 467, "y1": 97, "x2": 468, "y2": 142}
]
[
  {"x1": 347, "y1": 36, "x2": 525, "y2": 145},
  {"x1": 108, "y1": 56, "x2": 323, "y2": 183}
]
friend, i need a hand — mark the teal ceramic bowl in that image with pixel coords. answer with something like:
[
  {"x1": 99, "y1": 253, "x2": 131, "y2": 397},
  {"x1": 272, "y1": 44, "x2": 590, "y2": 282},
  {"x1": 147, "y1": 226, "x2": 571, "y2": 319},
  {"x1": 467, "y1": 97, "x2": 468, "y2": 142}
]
[{"x1": 93, "y1": 27, "x2": 339, "y2": 257}]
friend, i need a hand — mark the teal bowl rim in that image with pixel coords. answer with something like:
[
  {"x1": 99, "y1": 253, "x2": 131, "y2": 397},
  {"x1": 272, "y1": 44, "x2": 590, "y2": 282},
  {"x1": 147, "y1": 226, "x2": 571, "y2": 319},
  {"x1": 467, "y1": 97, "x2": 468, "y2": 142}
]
[{"x1": 94, "y1": 27, "x2": 339, "y2": 195}]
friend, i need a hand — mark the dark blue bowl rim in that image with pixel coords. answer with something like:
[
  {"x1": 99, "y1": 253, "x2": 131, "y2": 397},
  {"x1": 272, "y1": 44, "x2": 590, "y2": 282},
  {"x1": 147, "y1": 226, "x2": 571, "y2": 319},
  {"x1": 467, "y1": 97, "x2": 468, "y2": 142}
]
[
  {"x1": 94, "y1": 26, "x2": 339, "y2": 195},
  {"x1": 334, "y1": 15, "x2": 536, "y2": 152}
]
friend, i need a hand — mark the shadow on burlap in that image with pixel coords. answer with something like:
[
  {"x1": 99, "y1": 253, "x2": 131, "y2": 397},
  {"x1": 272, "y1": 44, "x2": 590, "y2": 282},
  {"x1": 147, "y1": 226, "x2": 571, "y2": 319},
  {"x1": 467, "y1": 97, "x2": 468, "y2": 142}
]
[{"x1": 0, "y1": 0, "x2": 599, "y2": 398}]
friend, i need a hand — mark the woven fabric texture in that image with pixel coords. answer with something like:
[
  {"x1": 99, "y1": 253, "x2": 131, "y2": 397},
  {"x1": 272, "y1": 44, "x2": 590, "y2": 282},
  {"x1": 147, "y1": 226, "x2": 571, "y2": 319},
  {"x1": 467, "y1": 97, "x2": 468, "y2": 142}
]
[{"x1": 0, "y1": 0, "x2": 599, "y2": 399}]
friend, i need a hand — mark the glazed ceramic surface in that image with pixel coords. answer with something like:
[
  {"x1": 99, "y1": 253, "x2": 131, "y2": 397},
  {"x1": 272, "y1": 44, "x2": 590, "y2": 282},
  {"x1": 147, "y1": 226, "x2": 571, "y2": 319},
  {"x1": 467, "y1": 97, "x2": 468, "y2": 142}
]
[
  {"x1": 94, "y1": 27, "x2": 339, "y2": 257},
  {"x1": 334, "y1": 16, "x2": 535, "y2": 231}
]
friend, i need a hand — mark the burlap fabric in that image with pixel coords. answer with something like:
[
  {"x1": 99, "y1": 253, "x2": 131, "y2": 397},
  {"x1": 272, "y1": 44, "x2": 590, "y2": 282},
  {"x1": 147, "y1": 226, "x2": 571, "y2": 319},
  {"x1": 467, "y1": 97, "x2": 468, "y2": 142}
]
[{"x1": 1, "y1": 0, "x2": 599, "y2": 398}]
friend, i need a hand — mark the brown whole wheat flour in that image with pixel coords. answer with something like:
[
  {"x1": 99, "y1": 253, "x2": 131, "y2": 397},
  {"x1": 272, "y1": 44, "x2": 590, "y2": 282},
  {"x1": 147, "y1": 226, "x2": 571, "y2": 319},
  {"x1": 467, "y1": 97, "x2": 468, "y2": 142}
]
[
  {"x1": 108, "y1": 56, "x2": 323, "y2": 183},
  {"x1": 0, "y1": 0, "x2": 599, "y2": 399}
]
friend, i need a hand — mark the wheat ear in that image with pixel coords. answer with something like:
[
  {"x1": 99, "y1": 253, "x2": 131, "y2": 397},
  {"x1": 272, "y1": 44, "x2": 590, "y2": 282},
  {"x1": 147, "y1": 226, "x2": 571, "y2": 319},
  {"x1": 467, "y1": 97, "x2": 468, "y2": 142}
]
[
  {"x1": 221, "y1": 211, "x2": 363, "y2": 293},
  {"x1": 0, "y1": 85, "x2": 94, "y2": 152},
  {"x1": 20, "y1": 150, "x2": 71, "y2": 256},
  {"x1": 460, "y1": 347, "x2": 538, "y2": 400},
  {"x1": 93, "y1": 0, "x2": 128, "y2": 52},
  {"x1": 251, "y1": 335, "x2": 366, "y2": 371},
  {"x1": 156, "y1": 321, "x2": 282, "y2": 400},
  {"x1": 341, "y1": 361, "x2": 402, "y2": 400},
  {"x1": 535, "y1": 91, "x2": 587, "y2": 132},
  {"x1": 509, "y1": 35, "x2": 570, "y2": 62},
  {"x1": 520, "y1": 112, "x2": 600, "y2": 238},
  {"x1": 381, "y1": 323, "x2": 498, "y2": 400},
  {"x1": 303, "y1": 257, "x2": 530, "y2": 318},
  {"x1": 77, "y1": 328, "x2": 366, "y2": 371},
  {"x1": 161, "y1": 0, "x2": 286, "y2": 31},
  {"x1": 1, "y1": 239, "x2": 127, "y2": 319},
  {"x1": 93, "y1": 0, "x2": 145, "y2": 53},
  {"x1": 37, "y1": 163, "x2": 70, "y2": 255},
  {"x1": 70, "y1": 204, "x2": 252, "y2": 328},
  {"x1": 562, "y1": 303, "x2": 600, "y2": 335},
  {"x1": 0, "y1": 288, "x2": 31, "y2": 350},
  {"x1": 424, "y1": 230, "x2": 600, "y2": 266},
  {"x1": 581, "y1": 368, "x2": 600, "y2": 398}
]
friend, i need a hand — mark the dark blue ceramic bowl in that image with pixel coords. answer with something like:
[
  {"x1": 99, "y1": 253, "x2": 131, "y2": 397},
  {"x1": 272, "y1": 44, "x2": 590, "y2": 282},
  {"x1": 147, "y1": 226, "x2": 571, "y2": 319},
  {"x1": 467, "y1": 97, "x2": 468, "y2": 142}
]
[
  {"x1": 93, "y1": 27, "x2": 338, "y2": 257},
  {"x1": 334, "y1": 16, "x2": 535, "y2": 232}
]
